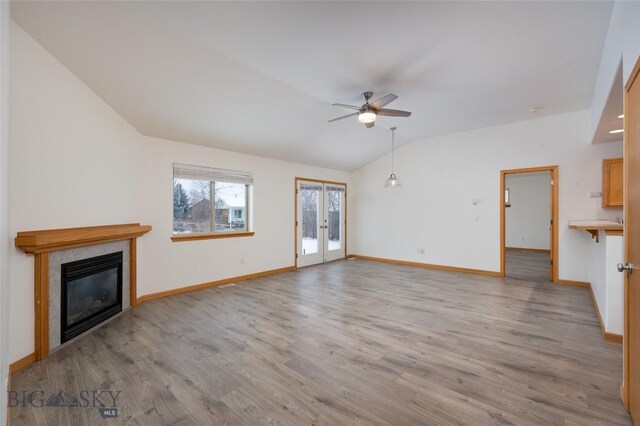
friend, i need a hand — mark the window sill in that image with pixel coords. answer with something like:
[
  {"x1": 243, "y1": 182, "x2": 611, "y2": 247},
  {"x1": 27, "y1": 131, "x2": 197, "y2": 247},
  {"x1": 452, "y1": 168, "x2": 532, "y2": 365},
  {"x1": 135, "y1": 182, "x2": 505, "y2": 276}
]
[{"x1": 171, "y1": 231, "x2": 255, "y2": 242}]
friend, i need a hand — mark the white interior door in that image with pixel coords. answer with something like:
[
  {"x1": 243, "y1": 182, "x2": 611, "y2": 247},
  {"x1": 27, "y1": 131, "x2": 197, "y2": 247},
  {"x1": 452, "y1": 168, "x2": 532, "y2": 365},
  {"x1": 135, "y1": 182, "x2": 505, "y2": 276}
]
[{"x1": 297, "y1": 181, "x2": 346, "y2": 267}]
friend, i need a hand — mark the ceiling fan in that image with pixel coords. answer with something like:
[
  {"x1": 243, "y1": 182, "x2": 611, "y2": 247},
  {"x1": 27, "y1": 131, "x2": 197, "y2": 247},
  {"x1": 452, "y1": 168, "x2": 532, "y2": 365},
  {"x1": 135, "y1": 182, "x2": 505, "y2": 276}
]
[{"x1": 329, "y1": 91, "x2": 411, "y2": 128}]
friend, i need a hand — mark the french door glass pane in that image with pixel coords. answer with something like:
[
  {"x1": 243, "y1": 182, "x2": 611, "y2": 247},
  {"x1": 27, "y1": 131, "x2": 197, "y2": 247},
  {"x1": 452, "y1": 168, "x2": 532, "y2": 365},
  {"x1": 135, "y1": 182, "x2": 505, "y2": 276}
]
[
  {"x1": 327, "y1": 188, "x2": 342, "y2": 251},
  {"x1": 301, "y1": 186, "x2": 320, "y2": 255}
]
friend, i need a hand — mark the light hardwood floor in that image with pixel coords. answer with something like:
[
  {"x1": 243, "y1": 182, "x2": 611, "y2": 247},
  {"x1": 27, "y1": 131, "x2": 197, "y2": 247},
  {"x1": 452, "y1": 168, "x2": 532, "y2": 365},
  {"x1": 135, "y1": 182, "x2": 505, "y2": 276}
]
[
  {"x1": 505, "y1": 249, "x2": 552, "y2": 281},
  {"x1": 10, "y1": 258, "x2": 630, "y2": 425}
]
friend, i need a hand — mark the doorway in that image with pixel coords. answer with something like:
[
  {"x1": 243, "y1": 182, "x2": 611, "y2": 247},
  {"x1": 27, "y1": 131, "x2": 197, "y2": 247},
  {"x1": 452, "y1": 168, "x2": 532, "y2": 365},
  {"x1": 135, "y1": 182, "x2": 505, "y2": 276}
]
[
  {"x1": 500, "y1": 166, "x2": 558, "y2": 282},
  {"x1": 295, "y1": 178, "x2": 347, "y2": 267}
]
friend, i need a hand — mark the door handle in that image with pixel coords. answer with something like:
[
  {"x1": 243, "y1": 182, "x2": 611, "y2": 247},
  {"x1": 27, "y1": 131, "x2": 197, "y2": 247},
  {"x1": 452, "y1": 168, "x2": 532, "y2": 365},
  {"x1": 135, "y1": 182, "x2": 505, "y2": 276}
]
[{"x1": 617, "y1": 263, "x2": 635, "y2": 273}]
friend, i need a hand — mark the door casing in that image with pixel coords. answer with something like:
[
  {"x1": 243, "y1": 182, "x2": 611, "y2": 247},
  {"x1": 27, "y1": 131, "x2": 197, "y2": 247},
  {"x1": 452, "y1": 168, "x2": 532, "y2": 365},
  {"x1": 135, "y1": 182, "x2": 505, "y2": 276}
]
[{"x1": 294, "y1": 177, "x2": 347, "y2": 268}]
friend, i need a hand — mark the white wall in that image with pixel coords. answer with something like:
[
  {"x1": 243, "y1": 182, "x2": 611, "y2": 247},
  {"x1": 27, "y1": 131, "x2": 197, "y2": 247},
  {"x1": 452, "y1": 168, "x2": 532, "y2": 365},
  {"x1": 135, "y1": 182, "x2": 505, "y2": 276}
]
[
  {"x1": 605, "y1": 234, "x2": 624, "y2": 334},
  {"x1": 8, "y1": 23, "x2": 350, "y2": 364},
  {"x1": 505, "y1": 172, "x2": 551, "y2": 250},
  {"x1": 589, "y1": 232, "x2": 623, "y2": 335},
  {"x1": 591, "y1": 230, "x2": 607, "y2": 323},
  {"x1": 0, "y1": 1, "x2": 10, "y2": 423},
  {"x1": 350, "y1": 111, "x2": 623, "y2": 278},
  {"x1": 590, "y1": 0, "x2": 640, "y2": 141}
]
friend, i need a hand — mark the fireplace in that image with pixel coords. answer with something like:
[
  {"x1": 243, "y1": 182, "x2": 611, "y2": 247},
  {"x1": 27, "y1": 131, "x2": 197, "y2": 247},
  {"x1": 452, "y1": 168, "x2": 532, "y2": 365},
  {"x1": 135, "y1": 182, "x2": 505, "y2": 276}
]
[{"x1": 61, "y1": 252, "x2": 123, "y2": 343}]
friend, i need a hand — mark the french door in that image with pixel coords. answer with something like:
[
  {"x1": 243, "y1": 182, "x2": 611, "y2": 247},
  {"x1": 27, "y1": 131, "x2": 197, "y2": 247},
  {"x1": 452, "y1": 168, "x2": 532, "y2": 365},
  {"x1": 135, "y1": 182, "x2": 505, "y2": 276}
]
[{"x1": 296, "y1": 180, "x2": 346, "y2": 267}]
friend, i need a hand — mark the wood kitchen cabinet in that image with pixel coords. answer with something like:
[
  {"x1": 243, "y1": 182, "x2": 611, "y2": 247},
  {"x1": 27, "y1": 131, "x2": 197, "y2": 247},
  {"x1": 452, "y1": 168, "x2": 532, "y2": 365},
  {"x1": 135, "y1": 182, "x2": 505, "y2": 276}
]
[{"x1": 602, "y1": 157, "x2": 623, "y2": 208}]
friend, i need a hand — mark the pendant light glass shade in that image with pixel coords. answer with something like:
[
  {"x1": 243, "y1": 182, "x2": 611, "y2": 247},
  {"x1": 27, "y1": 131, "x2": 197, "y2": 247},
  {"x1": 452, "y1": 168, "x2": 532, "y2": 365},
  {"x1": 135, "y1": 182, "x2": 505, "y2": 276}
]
[
  {"x1": 385, "y1": 173, "x2": 401, "y2": 188},
  {"x1": 385, "y1": 127, "x2": 401, "y2": 188}
]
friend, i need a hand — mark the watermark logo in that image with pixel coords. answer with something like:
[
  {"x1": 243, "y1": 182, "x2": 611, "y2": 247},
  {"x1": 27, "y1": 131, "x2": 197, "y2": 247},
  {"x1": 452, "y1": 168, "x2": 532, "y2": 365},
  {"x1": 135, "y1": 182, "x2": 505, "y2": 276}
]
[
  {"x1": 45, "y1": 390, "x2": 79, "y2": 407},
  {"x1": 99, "y1": 407, "x2": 119, "y2": 419},
  {"x1": 8, "y1": 389, "x2": 120, "y2": 418}
]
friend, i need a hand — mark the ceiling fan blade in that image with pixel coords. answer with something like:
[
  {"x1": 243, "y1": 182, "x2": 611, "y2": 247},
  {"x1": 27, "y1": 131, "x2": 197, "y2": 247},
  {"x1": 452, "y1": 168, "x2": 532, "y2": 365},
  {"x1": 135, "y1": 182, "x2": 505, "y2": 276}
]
[
  {"x1": 332, "y1": 103, "x2": 361, "y2": 110},
  {"x1": 377, "y1": 108, "x2": 412, "y2": 117},
  {"x1": 370, "y1": 94, "x2": 397, "y2": 109},
  {"x1": 365, "y1": 121, "x2": 375, "y2": 128},
  {"x1": 328, "y1": 112, "x2": 358, "y2": 123}
]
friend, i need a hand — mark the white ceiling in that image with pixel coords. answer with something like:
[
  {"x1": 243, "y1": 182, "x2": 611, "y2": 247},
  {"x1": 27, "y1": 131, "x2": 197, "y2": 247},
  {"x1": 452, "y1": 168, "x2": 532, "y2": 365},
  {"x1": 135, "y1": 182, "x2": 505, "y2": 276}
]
[{"x1": 11, "y1": 1, "x2": 613, "y2": 171}]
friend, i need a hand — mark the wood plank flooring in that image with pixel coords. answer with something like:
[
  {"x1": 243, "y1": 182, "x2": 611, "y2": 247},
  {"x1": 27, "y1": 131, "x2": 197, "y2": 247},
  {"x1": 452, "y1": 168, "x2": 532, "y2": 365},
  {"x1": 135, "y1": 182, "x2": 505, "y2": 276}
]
[
  {"x1": 505, "y1": 249, "x2": 551, "y2": 281},
  {"x1": 10, "y1": 258, "x2": 630, "y2": 425}
]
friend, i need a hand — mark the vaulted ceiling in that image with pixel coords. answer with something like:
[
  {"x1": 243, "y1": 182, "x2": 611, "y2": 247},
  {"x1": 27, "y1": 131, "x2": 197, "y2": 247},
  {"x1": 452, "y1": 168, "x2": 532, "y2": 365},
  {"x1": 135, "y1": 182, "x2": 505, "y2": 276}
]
[{"x1": 11, "y1": 1, "x2": 613, "y2": 171}]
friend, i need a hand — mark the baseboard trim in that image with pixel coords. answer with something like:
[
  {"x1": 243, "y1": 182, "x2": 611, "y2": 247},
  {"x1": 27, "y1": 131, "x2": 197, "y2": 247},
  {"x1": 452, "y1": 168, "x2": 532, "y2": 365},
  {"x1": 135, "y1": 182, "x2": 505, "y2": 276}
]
[
  {"x1": 557, "y1": 279, "x2": 590, "y2": 288},
  {"x1": 586, "y1": 280, "x2": 623, "y2": 344},
  {"x1": 9, "y1": 352, "x2": 36, "y2": 375},
  {"x1": 605, "y1": 332, "x2": 624, "y2": 344},
  {"x1": 506, "y1": 247, "x2": 551, "y2": 253},
  {"x1": 348, "y1": 254, "x2": 501, "y2": 277},
  {"x1": 137, "y1": 266, "x2": 296, "y2": 303},
  {"x1": 620, "y1": 384, "x2": 628, "y2": 410}
]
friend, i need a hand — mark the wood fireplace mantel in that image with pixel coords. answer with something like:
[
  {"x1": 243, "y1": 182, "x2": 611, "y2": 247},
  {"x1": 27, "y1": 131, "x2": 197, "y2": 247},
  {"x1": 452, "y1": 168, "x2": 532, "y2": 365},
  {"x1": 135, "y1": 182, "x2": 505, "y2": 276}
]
[
  {"x1": 16, "y1": 223, "x2": 152, "y2": 254},
  {"x1": 15, "y1": 223, "x2": 151, "y2": 362}
]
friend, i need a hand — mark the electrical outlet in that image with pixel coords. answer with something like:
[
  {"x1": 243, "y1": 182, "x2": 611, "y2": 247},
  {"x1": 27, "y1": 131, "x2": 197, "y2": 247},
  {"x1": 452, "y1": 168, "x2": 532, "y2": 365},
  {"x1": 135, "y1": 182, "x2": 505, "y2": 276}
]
[
  {"x1": 417, "y1": 248, "x2": 425, "y2": 254},
  {"x1": 590, "y1": 191, "x2": 602, "y2": 198}
]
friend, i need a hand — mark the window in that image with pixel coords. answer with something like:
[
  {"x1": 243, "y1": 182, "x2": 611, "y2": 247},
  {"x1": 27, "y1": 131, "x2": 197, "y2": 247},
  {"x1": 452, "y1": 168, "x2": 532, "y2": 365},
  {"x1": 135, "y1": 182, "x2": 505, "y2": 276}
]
[{"x1": 172, "y1": 164, "x2": 252, "y2": 239}]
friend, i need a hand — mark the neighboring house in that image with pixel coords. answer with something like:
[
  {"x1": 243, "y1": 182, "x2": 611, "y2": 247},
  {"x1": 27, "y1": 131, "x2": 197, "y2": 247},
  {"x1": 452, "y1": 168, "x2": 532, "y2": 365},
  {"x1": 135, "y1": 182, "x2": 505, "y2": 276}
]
[
  {"x1": 229, "y1": 206, "x2": 245, "y2": 224},
  {"x1": 182, "y1": 198, "x2": 241, "y2": 228},
  {"x1": 224, "y1": 196, "x2": 246, "y2": 228},
  {"x1": 191, "y1": 198, "x2": 211, "y2": 223},
  {"x1": 214, "y1": 199, "x2": 230, "y2": 228}
]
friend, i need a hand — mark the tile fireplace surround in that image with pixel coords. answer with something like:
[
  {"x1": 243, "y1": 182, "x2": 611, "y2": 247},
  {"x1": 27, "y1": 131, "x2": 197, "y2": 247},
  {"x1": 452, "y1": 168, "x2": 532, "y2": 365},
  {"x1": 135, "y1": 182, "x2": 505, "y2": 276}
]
[
  {"x1": 50, "y1": 240, "x2": 130, "y2": 350},
  {"x1": 15, "y1": 223, "x2": 152, "y2": 361}
]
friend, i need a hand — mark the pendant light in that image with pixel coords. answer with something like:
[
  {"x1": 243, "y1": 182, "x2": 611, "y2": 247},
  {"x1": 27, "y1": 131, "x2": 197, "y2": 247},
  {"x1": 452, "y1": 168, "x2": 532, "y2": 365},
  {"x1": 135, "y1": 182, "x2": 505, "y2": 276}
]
[{"x1": 385, "y1": 127, "x2": 401, "y2": 188}]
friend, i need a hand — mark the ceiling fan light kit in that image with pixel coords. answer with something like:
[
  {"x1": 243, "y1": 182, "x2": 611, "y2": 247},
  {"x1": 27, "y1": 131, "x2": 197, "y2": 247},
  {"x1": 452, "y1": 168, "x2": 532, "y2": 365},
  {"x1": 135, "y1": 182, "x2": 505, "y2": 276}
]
[
  {"x1": 358, "y1": 110, "x2": 376, "y2": 124},
  {"x1": 329, "y1": 91, "x2": 411, "y2": 128}
]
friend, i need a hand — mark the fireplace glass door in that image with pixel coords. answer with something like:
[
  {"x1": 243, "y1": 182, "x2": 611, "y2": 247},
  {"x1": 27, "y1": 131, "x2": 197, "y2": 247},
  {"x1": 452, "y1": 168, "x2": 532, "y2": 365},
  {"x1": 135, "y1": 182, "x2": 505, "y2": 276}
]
[{"x1": 61, "y1": 252, "x2": 123, "y2": 343}]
